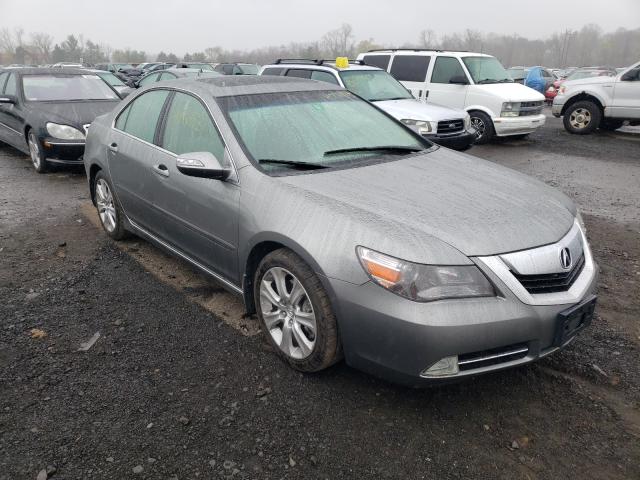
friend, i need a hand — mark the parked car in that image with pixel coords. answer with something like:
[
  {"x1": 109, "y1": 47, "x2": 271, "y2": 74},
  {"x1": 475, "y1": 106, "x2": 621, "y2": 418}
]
[
  {"x1": 506, "y1": 66, "x2": 528, "y2": 84},
  {"x1": 135, "y1": 68, "x2": 221, "y2": 88},
  {"x1": 552, "y1": 61, "x2": 640, "y2": 134},
  {"x1": 261, "y1": 59, "x2": 476, "y2": 150},
  {"x1": 95, "y1": 63, "x2": 145, "y2": 87},
  {"x1": 213, "y1": 63, "x2": 260, "y2": 75},
  {"x1": 84, "y1": 75, "x2": 597, "y2": 386},
  {"x1": 87, "y1": 69, "x2": 134, "y2": 98},
  {"x1": 0, "y1": 68, "x2": 121, "y2": 173},
  {"x1": 358, "y1": 49, "x2": 546, "y2": 143}
]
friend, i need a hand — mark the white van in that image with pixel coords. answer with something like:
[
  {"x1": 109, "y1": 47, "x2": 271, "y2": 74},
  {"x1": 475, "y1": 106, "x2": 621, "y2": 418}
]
[{"x1": 357, "y1": 49, "x2": 546, "y2": 143}]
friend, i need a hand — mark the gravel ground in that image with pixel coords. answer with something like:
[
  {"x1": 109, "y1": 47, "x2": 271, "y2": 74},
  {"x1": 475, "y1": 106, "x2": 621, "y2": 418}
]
[{"x1": 1, "y1": 113, "x2": 639, "y2": 479}]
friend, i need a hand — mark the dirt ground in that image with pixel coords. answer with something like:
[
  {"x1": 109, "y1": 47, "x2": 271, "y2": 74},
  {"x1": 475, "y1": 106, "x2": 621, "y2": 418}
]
[{"x1": 1, "y1": 111, "x2": 639, "y2": 479}]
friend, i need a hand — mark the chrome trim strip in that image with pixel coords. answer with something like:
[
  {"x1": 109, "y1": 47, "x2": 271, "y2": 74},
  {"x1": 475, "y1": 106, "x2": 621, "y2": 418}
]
[
  {"x1": 45, "y1": 141, "x2": 85, "y2": 146},
  {"x1": 458, "y1": 346, "x2": 529, "y2": 366},
  {"x1": 127, "y1": 218, "x2": 243, "y2": 294},
  {"x1": 46, "y1": 158, "x2": 84, "y2": 164},
  {"x1": 477, "y1": 220, "x2": 596, "y2": 306},
  {"x1": 0, "y1": 121, "x2": 23, "y2": 136}
]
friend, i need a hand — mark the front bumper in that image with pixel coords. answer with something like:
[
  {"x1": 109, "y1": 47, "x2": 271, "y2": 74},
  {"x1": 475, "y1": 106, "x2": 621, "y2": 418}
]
[
  {"x1": 551, "y1": 100, "x2": 564, "y2": 117},
  {"x1": 493, "y1": 113, "x2": 546, "y2": 137},
  {"x1": 327, "y1": 256, "x2": 598, "y2": 387},
  {"x1": 424, "y1": 129, "x2": 476, "y2": 150},
  {"x1": 42, "y1": 137, "x2": 86, "y2": 164}
]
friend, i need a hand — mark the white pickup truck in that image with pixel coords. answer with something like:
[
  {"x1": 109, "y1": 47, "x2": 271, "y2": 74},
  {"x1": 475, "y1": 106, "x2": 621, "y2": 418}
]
[{"x1": 552, "y1": 61, "x2": 640, "y2": 134}]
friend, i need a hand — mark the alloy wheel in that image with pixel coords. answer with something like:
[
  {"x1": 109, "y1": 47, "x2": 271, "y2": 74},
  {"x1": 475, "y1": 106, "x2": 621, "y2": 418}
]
[
  {"x1": 569, "y1": 108, "x2": 591, "y2": 130},
  {"x1": 471, "y1": 117, "x2": 486, "y2": 139},
  {"x1": 259, "y1": 267, "x2": 317, "y2": 360},
  {"x1": 95, "y1": 178, "x2": 117, "y2": 233},
  {"x1": 28, "y1": 133, "x2": 41, "y2": 169}
]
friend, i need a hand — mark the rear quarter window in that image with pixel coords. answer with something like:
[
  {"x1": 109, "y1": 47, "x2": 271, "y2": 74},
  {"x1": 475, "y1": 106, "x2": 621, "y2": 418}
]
[
  {"x1": 390, "y1": 55, "x2": 430, "y2": 82},
  {"x1": 361, "y1": 55, "x2": 391, "y2": 70}
]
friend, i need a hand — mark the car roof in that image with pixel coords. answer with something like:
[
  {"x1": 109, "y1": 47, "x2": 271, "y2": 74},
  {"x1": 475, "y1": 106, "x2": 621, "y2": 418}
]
[
  {"x1": 6, "y1": 67, "x2": 93, "y2": 75},
  {"x1": 265, "y1": 62, "x2": 380, "y2": 73},
  {"x1": 154, "y1": 75, "x2": 342, "y2": 98}
]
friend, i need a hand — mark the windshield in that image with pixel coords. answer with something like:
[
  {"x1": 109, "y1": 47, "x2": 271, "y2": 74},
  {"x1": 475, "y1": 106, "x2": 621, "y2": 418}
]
[
  {"x1": 339, "y1": 70, "x2": 412, "y2": 102},
  {"x1": 239, "y1": 64, "x2": 260, "y2": 75},
  {"x1": 463, "y1": 56, "x2": 513, "y2": 84},
  {"x1": 221, "y1": 90, "x2": 426, "y2": 174},
  {"x1": 22, "y1": 74, "x2": 119, "y2": 101},
  {"x1": 98, "y1": 72, "x2": 126, "y2": 87}
]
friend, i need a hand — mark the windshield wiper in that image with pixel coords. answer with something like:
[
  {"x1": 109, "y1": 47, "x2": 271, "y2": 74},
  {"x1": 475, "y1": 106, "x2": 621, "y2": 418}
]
[
  {"x1": 496, "y1": 78, "x2": 514, "y2": 83},
  {"x1": 258, "y1": 159, "x2": 328, "y2": 170},
  {"x1": 323, "y1": 145, "x2": 422, "y2": 156},
  {"x1": 476, "y1": 78, "x2": 499, "y2": 84},
  {"x1": 372, "y1": 96, "x2": 410, "y2": 102}
]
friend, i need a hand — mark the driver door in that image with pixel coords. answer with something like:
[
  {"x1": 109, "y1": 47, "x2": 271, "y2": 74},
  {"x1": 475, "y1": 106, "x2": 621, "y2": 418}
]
[{"x1": 610, "y1": 67, "x2": 640, "y2": 119}]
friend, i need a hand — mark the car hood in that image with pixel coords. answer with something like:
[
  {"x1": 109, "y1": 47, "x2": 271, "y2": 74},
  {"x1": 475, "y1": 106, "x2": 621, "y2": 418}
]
[
  {"x1": 280, "y1": 149, "x2": 575, "y2": 259},
  {"x1": 30, "y1": 100, "x2": 120, "y2": 130},
  {"x1": 374, "y1": 98, "x2": 467, "y2": 122},
  {"x1": 473, "y1": 82, "x2": 545, "y2": 102},
  {"x1": 563, "y1": 76, "x2": 615, "y2": 88}
]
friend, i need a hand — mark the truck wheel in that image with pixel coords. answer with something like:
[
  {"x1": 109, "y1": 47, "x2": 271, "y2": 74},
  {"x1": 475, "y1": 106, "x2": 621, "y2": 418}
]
[
  {"x1": 563, "y1": 101, "x2": 601, "y2": 134},
  {"x1": 469, "y1": 111, "x2": 495, "y2": 144},
  {"x1": 600, "y1": 119, "x2": 624, "y2": 131}
]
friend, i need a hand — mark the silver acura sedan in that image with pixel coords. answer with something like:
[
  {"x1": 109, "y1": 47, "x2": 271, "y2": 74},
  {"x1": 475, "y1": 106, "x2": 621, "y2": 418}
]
[{"x1": 84, "y1": 76, "x2": 597, "y2": 386}]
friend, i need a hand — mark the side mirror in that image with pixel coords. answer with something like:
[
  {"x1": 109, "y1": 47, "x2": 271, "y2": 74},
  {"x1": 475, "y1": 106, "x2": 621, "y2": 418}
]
[
  {"x1": 449, "y1": 75, "x2": 469, "y2": 85},
  {"x1": 176, "y1": 151, "x2": 230, "y2": 180},
  {"x1": 0, "y1": 95, "x2": 16, "y2": 104}
]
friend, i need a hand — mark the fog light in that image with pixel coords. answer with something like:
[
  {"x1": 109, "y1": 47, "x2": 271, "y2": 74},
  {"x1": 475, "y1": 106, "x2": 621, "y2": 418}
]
[{"x1": 421, "y1": 355, "x2": 459, "y2": 377}]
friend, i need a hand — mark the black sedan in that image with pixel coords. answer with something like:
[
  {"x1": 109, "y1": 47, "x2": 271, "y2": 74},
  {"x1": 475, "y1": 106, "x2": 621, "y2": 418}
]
[{"x1": 0, "y1": 68, "x2": 121, "y2": 173}]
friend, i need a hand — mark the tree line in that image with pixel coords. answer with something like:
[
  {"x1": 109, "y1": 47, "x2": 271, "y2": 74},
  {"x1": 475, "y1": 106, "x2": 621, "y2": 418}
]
[{"x1": 1, "y1": 23, "x2": 638, "y2": 68}]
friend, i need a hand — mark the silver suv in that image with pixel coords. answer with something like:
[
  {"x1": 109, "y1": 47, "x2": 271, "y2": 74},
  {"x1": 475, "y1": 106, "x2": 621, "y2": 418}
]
[{"x1": 260, "y1": 59, "x2": 476, "y2": 151}]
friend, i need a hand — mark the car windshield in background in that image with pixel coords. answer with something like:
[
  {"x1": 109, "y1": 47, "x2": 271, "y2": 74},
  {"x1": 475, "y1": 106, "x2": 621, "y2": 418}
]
[
  {"x1": 22, "y1": 74, "x2": 120, "y2": 101},
  {"x1": 339, "y1": 70, "x2": 412, "y2": 102},
  {"x1": 221, "y1": 90, "x2": 426, "y2": 175},
  {"x1": 463, "y1": 56, "x2": 513, "y2": 84},
  {"x1": 98, "y1": 72, "x2": 126, "y2": 87},
  {"x1": 239, "y1": 64, "x2": 259, "y2": 74},
  {"x1": 506, "y1": 68, "x2": 527, "y2": 79}
]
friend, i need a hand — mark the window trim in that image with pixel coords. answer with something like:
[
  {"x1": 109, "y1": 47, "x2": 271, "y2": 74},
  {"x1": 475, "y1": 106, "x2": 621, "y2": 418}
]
[{"x1": 111, "y1": 86, "x2": 239, "y2": 184}]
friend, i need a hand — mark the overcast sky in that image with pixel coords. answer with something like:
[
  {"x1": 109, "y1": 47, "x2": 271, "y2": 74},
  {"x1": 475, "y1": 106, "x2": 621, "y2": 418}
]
[{"x1": 3, "y1": 0, "x2": 639, "y2": 54}]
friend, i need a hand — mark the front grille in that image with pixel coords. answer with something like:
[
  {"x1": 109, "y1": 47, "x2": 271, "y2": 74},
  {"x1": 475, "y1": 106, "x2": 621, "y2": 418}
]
[
  {"x1": 437, "y1": 119, "x2": 464, "y2": 135},
  {"x1": 512, "y1": 254, "x2": 585, "y2": 294},
  {"x1": 518, "y1": 101, "x2": 543, "y2": 116},
  {"x1": 459, "y1": 343, "x2": 529, "y2": 371}
]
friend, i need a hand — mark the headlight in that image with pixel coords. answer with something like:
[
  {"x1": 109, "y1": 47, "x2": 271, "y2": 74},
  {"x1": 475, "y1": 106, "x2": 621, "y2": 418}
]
[
  {"x1": 401, "y1": 119, "x2": 432, "y2": 135},
  {"x1": 356, "y1": 246, "x2": 495, "y2": 302},
  {"x1": 46, "y1": 123, "x2": 86, "y2": 140},
  {"x1": 501, "y1": 102, "x2": 520, "y2": 117},
  {"x1": 463, "y1": 113, "x2": 471, "y2": 130}
]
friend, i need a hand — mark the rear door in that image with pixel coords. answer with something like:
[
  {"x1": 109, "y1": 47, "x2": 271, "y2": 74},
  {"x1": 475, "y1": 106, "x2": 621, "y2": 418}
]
[
  {"x1": 107, "y1": 89, "x2": 171, "y2": 231},
  {"x1": 388, "y1": 54, "x2": 430, "y2": 101},
  {"x1": 610, "y1": 66, "x2": 640, "y2": 119},
  {"x1": 426, "y1": 56, "x2": 469, "y2": 109}
]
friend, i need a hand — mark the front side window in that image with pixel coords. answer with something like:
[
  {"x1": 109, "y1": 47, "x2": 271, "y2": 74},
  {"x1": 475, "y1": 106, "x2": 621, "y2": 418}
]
[
  {"x1": 431, "y1": 57, "x2": 467, "y2": 84},
  {"x1": 390, "y1": 55, "x2": 430, "y2": 82},
  {"x1": 339, "y1": 70, "x2": 412, "y2": 102},
  {"x1": 220, "y1": 90, "x2": 426, "y2": 175},
  {"x1": 4, "y1": 73, "x2": 16, "y2": 96},
  {"x1": 161, "y1": 92, "x2": 225, "y2": 159},
  {"x1": 311, "y1": 70, "x2": 339, "y2": 85},
  {"x1": 361, "y1": 55, "x2": 391, "y2": 70},
  {"x1": 115, "y1": 89, "x2": 169, "y2": 143},
  {"x1": 462, "y1": 56, "x2": 512, "y2": 84},
  {"x1": 22, "y1": 74, "x2": 119, "y2": 101}
]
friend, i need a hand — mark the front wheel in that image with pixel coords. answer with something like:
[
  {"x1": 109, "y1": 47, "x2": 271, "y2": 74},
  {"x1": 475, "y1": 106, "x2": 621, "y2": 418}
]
[
  {"x1": 563, "y1": 101, "x2": 601, "y2": 135},
  {"x1": 254, "y1": 249, "x2": 341, "y2": 372},
  {"x1": 27, "y1": 131, "x2": 48, "y2": 173},
  {"x1": 469, "y1": 111, "x2": 495, "y2": 144},
  {"x1": 93, "y1": 172, "x2": 129, "y2": 240}
]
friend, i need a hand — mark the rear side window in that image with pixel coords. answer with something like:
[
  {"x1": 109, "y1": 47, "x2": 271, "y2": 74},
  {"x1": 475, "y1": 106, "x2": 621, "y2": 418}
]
[
  {"x1": 138, "y1": 73, "x2": 160, "y2": 87},
  {"x1": 431, "y1": 57, "x2": 467, "y2": 84},
  {"x1": 161, "y1": 92, "x2": 225, "y2": 160},
  {"x1": 115, "y1": 89, "x2": 169, "y2": 143},
  {"x1": 285, "y1": 69, "x2": 312, "y2": 79},
  {"x1": 361, "y1": 55, "x2": 391, "y2": 70},
  {"x1": 311, "y1": 71, "x2": 339, "y2": 85},
  {"x1": 262, "y1": 67, "x2": 284, "y2": 76},
  {"x1": 390, "y1": 55, "x2": 430, "y2": 82},
  {"x1": 4, "y1": 73, "x2": 17, "y2": 96}
]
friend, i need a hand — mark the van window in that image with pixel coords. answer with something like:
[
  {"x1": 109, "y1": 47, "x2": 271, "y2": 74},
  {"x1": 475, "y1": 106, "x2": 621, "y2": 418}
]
[
  {"x1": 361, "y1": 55, "x2": 391, "y2": 70},
  {"x1": 390, "y1": 55, "x2": 430, "y2": 82},
  {"x1": 431, "y1": 57, "x2": 467, "y2": 84}
]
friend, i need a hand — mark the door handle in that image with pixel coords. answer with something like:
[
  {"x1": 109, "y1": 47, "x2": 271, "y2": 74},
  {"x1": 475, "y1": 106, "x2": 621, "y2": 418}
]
[
  {"x1": 108, "y1": 142, "x2": 118, "y2": 153},
  {"x1": 153, "y1": 164, "x2": 169, "y2": 177}
]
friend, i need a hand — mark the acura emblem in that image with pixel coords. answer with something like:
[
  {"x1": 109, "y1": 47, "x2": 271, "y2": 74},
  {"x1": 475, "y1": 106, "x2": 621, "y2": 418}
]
[{"x1": 560, "y1": 247, "x2": 572, "y2": 270}]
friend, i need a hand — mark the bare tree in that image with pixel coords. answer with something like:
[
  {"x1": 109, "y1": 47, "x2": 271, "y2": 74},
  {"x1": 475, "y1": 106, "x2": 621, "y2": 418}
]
[
  {"x1": 321, "y1": 23, "x2": 355, "y2": 58},
  {"x1": 418, "y1": 29, "x2": 438, "y2": 49},
  {"x1": 31, "y1": 32, "x2": 53, "y2": 63}
]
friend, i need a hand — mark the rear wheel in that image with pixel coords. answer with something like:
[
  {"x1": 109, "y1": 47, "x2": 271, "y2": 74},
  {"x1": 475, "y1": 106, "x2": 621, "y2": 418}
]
[
  {"x1": 563, "y1": 101, "x2": 601, "y2": 134},
  {"x1": 27, "y1": 131, "x2": 48, "y2": 173},
  {"x1": 600, "y1": 119, "x2": 624, "y2": 131},
  {"x1": 469, "y1": 111, "x2": 495, "y2": 144},
  {"x1": 254, "y1": 249, "x2": 341, "y2": 372}
]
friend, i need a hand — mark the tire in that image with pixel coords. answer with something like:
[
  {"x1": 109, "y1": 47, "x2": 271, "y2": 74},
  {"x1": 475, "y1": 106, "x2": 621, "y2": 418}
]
[
  {"x1": 27, "y1": 130, "x2": 48, "y2": 173},
  {"x1": 469, "y1": 111, "x2": 495, "y2": 144},
  {"x1": 600, "y1": 119, "x2": 624, "y2": 131},
  {"x1": 563, "y1": 101, "x2": 601, "y2": 135},
  {"x1": 254, "y1": 248, "x2": 341, "y2": 372},
  {"x1": 93, "y1": 171, "x2": 129, "y2": 240}
]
